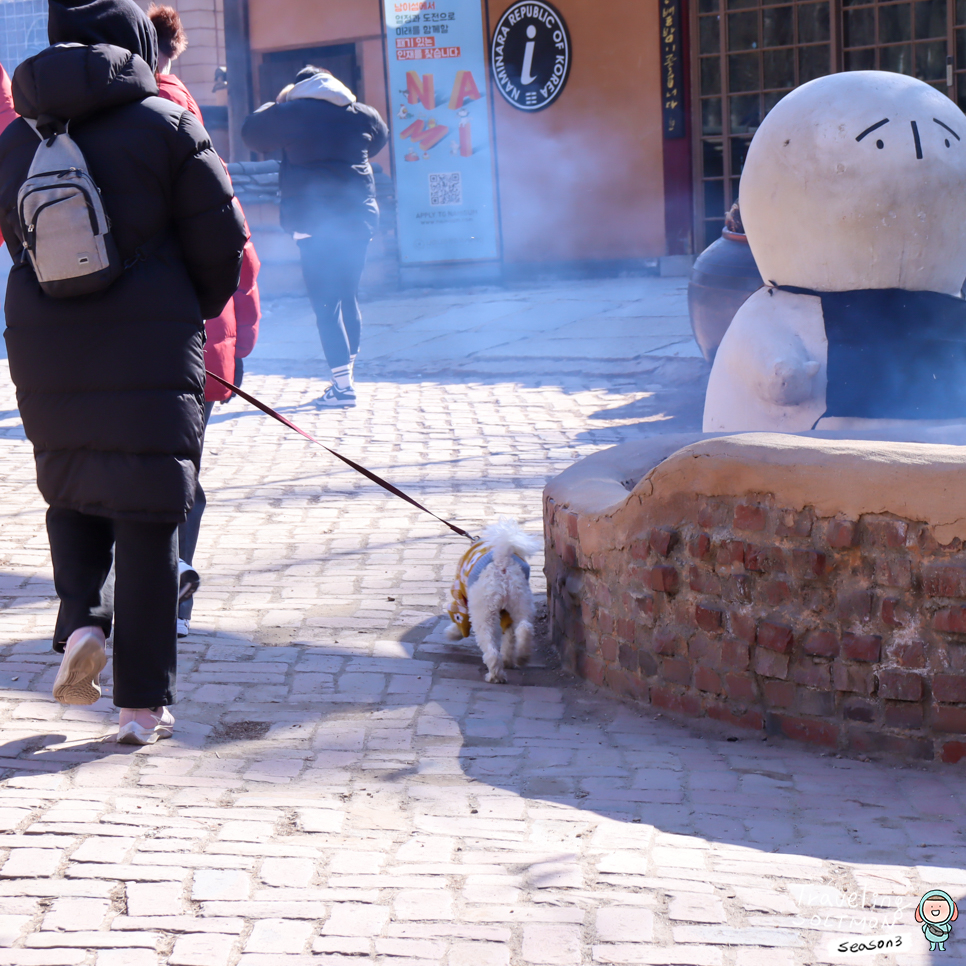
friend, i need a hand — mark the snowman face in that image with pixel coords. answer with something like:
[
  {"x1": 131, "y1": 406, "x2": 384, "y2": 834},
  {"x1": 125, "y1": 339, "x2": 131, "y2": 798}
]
[{"x1": 740, "y1": 71, "x2": 966, "y2": 295}]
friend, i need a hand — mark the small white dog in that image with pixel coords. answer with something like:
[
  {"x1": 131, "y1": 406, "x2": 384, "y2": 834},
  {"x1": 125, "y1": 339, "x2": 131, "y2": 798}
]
[{"x1": 445, "y1": 519, "x2": 541, "y2": 683}]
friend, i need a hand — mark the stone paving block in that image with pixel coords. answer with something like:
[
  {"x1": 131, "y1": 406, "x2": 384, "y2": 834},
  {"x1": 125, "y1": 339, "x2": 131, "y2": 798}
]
[
  {"x1": 260, "y1": 858, "x2": 315, "y2": 888},
  {"x1": 321, "y1": 903, "x2": 390, "y2": 936},
  {"x1": 596, "y1": 906, "x2": 654, "y2": 942},
  {"x1": 245, "y1": 919, "x2": 315, "y2": 954},
  {"x1": 0, "y1": 953, "x2": 87, "y2": 965},
  {"x1": 126, "y1": 882, "x2": 187, "y2": 917},
  {"x1": 0, "y1": 850, "x2": 62, "y2": 878},
  {"x1": 448, "y1": 942, "x2": 511, "y2": 966},
  {"x1": 41, "y1": 897, "x2": 111, "y2": 932},
  {"x1": 191, "y1": 869, "x2": 251, "y2": 901},
  {"x1": 95, "y1": 952, "x2": 158, "y2": 966},
  {"x1": 521, "y1": 923, "x2": 583, "y2": 964},
  {"x1": 70, "y1": 838, "x2": 135, "y2": 864},
  {"x1": 0, "y1": 915, "x2": 30, "y2": 946},
  {"x1": 591, "y1": 946, "x2": 723, "y2": 965},
  {"x1": 170, "y1": 933, "x2": 236, "y2": 966}
]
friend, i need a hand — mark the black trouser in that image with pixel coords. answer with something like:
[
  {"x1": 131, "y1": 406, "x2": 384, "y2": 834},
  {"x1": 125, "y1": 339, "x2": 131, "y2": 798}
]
[
  {"x1": 177, "y1": 400, "x2": 215, "y2": 620},
  {"x1": 298, "y1": 228, "x2": 371, "y2": 371},
  {"x1": 48, "y1": 507, "x2": 178, "y2": 708}
]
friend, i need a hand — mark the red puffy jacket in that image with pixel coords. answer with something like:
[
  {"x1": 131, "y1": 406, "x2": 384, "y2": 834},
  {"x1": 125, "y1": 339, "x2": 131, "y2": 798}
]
[
  {"x1": 0, "y1": 63, "x2": 18, "y2": 248},
  {"x1": 156, "y1": 73, "x2": 261, "y2": 402}
]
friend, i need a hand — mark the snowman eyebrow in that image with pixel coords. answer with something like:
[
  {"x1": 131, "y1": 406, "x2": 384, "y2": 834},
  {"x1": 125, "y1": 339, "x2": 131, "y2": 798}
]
[
  {"x1": 934, "y1": 118, "x2": 961, "y2": 140},
  {"x1": 855, "y1": 118, "x2": 890, "y2": 141}
]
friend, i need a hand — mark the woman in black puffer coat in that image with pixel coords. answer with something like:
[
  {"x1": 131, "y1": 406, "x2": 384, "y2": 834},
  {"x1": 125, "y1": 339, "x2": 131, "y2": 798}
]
[{"x1": 0, "y1": 0, "x2": 246, "y2": 743}]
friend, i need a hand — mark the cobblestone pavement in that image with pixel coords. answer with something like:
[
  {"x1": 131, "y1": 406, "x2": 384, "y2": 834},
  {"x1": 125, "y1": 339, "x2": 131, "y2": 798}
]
[{"x1": 0, "y1": 276, "x2": 964, "y2": 966}]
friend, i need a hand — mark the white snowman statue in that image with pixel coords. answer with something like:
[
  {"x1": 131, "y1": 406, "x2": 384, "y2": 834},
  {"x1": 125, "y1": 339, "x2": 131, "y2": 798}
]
[{"x1": 703, "y1": 70, "x2": 966, "y2": 433}]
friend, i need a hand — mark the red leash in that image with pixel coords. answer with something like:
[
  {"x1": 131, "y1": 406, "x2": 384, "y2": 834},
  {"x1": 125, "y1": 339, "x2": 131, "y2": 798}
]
[{"x1": 205, "y1": 370, "x2": 477, "y2": 542}]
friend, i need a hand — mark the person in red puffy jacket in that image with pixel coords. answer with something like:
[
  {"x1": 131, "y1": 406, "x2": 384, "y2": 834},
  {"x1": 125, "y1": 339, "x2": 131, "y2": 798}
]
[
  {"x1": 0, "y1": 63, "x2": 18, "y2": 249},
  {"x1": 150, "y1": 4, "x2": 261, "y2": 635}
]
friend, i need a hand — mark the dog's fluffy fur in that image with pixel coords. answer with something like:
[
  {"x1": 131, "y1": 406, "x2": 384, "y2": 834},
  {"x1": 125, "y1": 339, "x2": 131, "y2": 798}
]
[{"x1": 446, "y1": 519, "x2": 541, "y2": 683}]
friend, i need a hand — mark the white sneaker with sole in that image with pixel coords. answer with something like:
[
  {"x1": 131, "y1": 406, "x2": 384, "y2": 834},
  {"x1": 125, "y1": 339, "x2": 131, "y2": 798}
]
[
  {"x1": 317, "y1": 384, "x2": 356, "y2": 408},
  {"x1": 176, "y1": 618, "x2": 190, "y2": 638},
  {"x1": 53, "y1": 627, "x2": 107, "y2": 705},
  {"x1": 117, "y1": 707, "x2": 175, "y2": 745}
]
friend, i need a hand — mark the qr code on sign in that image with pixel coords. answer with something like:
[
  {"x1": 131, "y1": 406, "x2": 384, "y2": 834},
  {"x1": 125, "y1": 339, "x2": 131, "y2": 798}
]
[{"x1": 429, "y1": 172, "x2": 462, "y2": 206}]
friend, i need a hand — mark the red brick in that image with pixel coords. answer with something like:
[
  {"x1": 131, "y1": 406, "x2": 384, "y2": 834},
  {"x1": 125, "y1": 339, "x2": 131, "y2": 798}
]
[
  {"x1": 791, "y1": 549, "x2": 827, "y2": 579},
  {"x1": 863, "y1": 518, "x2": 908, "y2": 549},
  {"x1": 724, "y1": 574, "x2": 752, "y2": 604},
  {"x1": 753, "y1": 649, "x2": 789, "y2": 680},
  {"x1": 877, "y1": 669, "x2": 923, "y2": 702},
  {"x1": 734, "y1": 505, "x2": 767, "y2": 532},
  {"x1": 758, "y1": 620, "x2": 793, "y2": 654},
  {"x1": 848, "y1": 729, "x2": 933, "y2": 760},
  {"x1": 575, "y1": 652, "x2": 606, "y2": 687},
  {"x1": 695, "y1": 666, "x2": 723, "y2": 694},
  {"x1": 724, "y1": 672, "x2": 758, "y2": 703},
  {"x1": 842, "y1": 633, "x2": 882, "y2": 663},
  {"x1": 804, "y1": 630, "x2": 839, "y2": 658},
  {"x1": 636, "y1": 596, "x2": 655, "y2": 620},
  {"x1": 561, "y1": 543, "x2": 577, "y2": 567},
  {"x1": 933, "y1": 705, "x2": 966, "y2": 734},
  {"x1": 933, "y1": 606, "x2": 966, "y2": 634},
  {"x1": 618, "y1": 644, "x2": 639, "y2": 673},
  {"x1": 762, "y1": 680, "x2": 795, "y2": 708},
  {"x1": 826, "y1": 518, "x2": 857, "y2": 549},
  {"x1": 661, "y1": 656, "x2": 692, "y2": 686},
  {"x1": 881, "y1": 597, "x2": 904, "y2": 628},
  {"x1": 721, "y1": 639, "x2": 750, "y2": 671},
  {"x1": 729, "y1": 611, "x2": 756, "y2": 644},
  {"x1": 942, "y1": 741, "x2": 966, "y2": 763},
  {"x1": 745, "y1": 546, "x2": 785, "y2": 573},
  {"x1": 875, "y1": 558, "x2": 912, "y2": 590},
  {"x1": 923, "y1": 563, "x2": 966, "y2": 598},
  {"x1": 891, "y1": 641, "x2": 925, "y2": 668},
  {"x1": 649, "y1": 528, "x2": 678, "y2": 557},
  {"x1": 598, "y1": 636, "x2": 619, "y2": 664},
  {"x1": 760, "y1": 580, "x2": 791, "y2": 607},
  {"x1": 689, "y1": 633, "x2": 722, "y2": 668},
  {"x1": 689, "y1": 533, "x2": 712, "y2": 560},
  {"x1": 566, "y1": 512, "x2": 579, "y2": 540},
  {"x1": 695, "y1": 603, "x2": 724, "y2": 633},
  {"x1": 799, "y1": 689, "x2": 834, "y2": 716},
  {"x1": 836, "y1": 588, "x2": 872, "y2": 622},
  {"x1": 716, "y1": 541, "x2": 745, "y2": 569},
  {"x1": 790, "y1": 661, "x2": 831, "y2": 690},
  {"x1": 697, "y1": 501, "x2": 730, "y2": 528},
  {"x1": 651, "y1": 686, "x2": 701, "y2": 716},
  {"x1": 833, "y1": 663, "x2": 875, "y2": 694},
  {"x1": 884, "y1": 701, "x2": 924, "y2": 730},
  {"x1": 604, "y1": 667, "x2": 649, "y2": 702},
  {"x1": 933, "y1": 674, "x2": 966, "y2": 704},
  {"x1": 775, "y1": 714, "x2": 839, "y2": 747},
  {"x1": 842, "y1": 698, "x2": 876, "y2": 723},
  {"x1": 707, "y1": 704, "x2": 764, "y2": 730},
  {"x1": 648, "y1": 566, "x2": 679, "y2": 594},
  {"x1": 639, "y1": 651, "x2": 658, "y2": 677},
  {"x1": 631, "y1": 542, "x2": 649, "y2": 562},
  {"x1": 653, "y1": 628, "x2": 684, "y2": 656},
  {"x1": 775, "y1": 509, "x2": 813, "y2": 538},
  {"x1": 689, "y1": 566, "x2": 721, "y2": 595}
]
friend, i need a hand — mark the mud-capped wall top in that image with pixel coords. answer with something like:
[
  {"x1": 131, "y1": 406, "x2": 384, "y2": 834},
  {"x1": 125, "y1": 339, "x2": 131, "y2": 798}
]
[{"x1": 740, "y1": 71, "x2": 966, "y2": 296}]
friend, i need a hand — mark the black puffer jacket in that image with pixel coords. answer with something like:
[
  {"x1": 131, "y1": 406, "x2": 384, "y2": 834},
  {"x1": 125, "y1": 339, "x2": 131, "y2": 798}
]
[
  {"x1": 242, "y1": 94, "x2": 388, "y2": 234},
  {"x1": 0, "y1": 36, "x2": 246, "y2": 522}
]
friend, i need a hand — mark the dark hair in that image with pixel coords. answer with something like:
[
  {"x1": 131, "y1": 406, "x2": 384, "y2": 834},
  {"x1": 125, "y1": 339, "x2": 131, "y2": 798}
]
[
  {"x1": 295, "y1": 64, "x2": 332, "y2": 82},
  {"x1": 147, "y1": 3, "x2": 187, "y2": 60}
]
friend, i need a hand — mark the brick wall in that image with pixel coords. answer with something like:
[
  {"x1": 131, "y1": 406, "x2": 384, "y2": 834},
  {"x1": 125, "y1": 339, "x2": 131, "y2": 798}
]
[{"x1": 544, "y1": 436, "x2": 966, "y2": 764}]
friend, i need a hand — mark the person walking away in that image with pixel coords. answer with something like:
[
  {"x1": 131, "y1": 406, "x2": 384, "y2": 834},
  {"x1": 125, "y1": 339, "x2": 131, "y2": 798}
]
[
  {"x1": 149, "y1": 3, "x2": 261, "y2": 637},
  {"x1": 241, "y1": 66, "x2": 387, "y2": 408},
  {"x1": 0, "y1": 0, "x2": 246, "y2": 743}
]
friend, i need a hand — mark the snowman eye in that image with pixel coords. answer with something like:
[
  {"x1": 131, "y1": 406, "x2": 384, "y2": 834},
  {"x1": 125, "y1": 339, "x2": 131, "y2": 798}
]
[
  {"x1": 876, "y1": 139, "x2": 884, "y2": 149},
  {"x1": 934, "y1": 117, "x2": 961, "y2": 142},
  {"x1": 856, "y1": 117, "x2": 890, "y2": 141}
]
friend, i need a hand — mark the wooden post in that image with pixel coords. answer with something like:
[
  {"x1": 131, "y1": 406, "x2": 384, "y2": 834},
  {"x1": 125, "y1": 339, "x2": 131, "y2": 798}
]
[{"x1": 223, "y1": 0, "x2": 253, "y2": 162}]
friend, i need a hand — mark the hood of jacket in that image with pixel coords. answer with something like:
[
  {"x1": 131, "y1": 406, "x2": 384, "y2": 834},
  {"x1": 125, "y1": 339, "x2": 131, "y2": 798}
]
[
  {"x1": 12, "y1": 42, "x2": 158, "y2": 122},
  {"x1": 279, "y1": 72, "x2": 356, "y2": 107},
  {"x1": 49, "y1": 0, "x2": 158, "y2": 72}
]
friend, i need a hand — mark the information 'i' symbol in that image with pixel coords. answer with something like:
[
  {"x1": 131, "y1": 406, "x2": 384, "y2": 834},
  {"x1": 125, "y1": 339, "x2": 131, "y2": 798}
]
[{"x1": 521, "y1": 24, "x2": 538, "y2": 84}]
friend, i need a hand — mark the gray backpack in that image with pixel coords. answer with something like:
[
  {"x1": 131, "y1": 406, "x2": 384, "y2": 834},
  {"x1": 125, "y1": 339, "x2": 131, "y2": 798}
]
[{"x1": 16, "y1": 120, "x2": 121, "y2": 298}]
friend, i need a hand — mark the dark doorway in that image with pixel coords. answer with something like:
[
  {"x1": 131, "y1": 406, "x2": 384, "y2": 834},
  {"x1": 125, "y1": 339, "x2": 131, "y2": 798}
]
[{"x1": 257, "y1": 43, "x2": 360, "y2": 106}]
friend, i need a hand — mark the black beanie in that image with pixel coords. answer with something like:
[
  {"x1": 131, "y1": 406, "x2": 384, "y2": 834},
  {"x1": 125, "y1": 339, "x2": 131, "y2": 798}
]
[{"x1": 48, "y1": 0, "x2": 159, "y2": 72}]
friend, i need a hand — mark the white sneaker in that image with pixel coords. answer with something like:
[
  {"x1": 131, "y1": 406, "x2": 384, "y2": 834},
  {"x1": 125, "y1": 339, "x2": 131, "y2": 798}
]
[
  {"x1": 53, "y1": 627, "x2": 108, "y2": 705},
  {"x1": 117, "y1": 707, "x2": 175, "y2": 745},
  {"x1": 177, "y1": 618, "x2": 190, "y2": 638},
  {"x1": 317, "y1": 384, "x2": 356, "y2": 408},
  {"x1": 178, "y1": 559, "x2": 200, "y2": 603}
]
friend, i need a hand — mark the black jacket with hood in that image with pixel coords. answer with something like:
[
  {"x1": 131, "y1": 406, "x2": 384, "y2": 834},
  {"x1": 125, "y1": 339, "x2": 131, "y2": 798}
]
[
  {"x1": 0, "y1": 0, "x2": 247, "y2": 523},
  {"x1": 241, "y1": 70, "x2": 389, "y2": 235}
]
